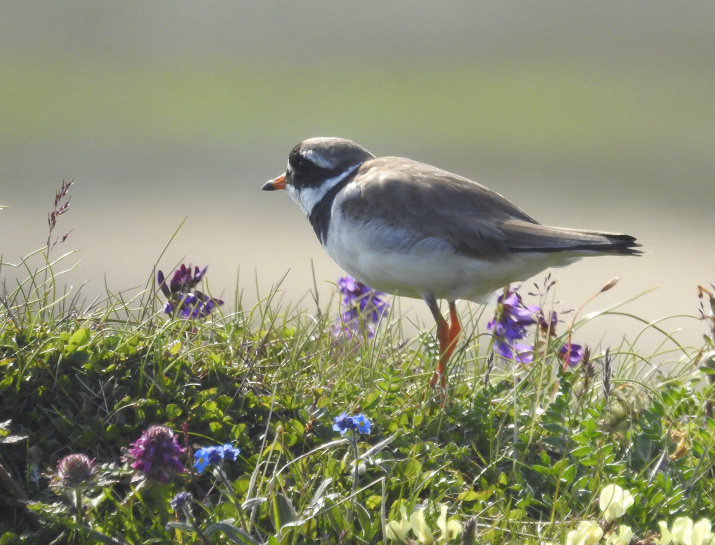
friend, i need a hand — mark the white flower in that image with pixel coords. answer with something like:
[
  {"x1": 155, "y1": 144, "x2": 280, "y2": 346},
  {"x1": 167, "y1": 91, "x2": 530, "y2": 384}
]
[
  {"x1": 566, "y1": 521, "x2": 604, "y2": 545},
  {"x1": 658, "y1": 520, "x2": 673, "y2": 545},
  {"x1": 410, "y1": 509, "x2": 435, "y2": 545},
  {"x1": 657, "y1": 517, "x2": 715, "y2": 545},
  {"x1": 599, "y1": 484, "x2": 635, "y2": 523},
  {"x1": 386, "y1": 504, "x2": 464, "y2": 545},
  {"x1": 692, "y1": 518, "x2": 715, "y2": 545},
  {"x1": 605, "y1": 525, "x2": 633, "y2": 545},
  {"x1": 386, "y1": 506, "x2": 412, "y2": 543},
  {"x1": 436, "y1": 504, "x2": 462, "y2": 543},
  {"x1": 672, "y1": 517, "x2": 694, "y2": 545}
]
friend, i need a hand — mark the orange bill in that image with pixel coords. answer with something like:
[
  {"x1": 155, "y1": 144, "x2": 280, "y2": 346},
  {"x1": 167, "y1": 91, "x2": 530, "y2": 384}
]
[{"x1": 262, "y1": 174, "x2": 286, "y2": 191}]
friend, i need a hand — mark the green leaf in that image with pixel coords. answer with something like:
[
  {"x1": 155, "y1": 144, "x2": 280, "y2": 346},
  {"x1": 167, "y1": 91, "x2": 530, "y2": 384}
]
[
  {"x1": 80, "y1": 528, "x2": 128, "y2": 545},
  {"x1": 365, "y1": 494, "x2": 382, "y2": 510},
  {"x1": 560, "y1": 464, "x2": 577, "y2": 484},
  {"x1": 203, "y1": 521, "x2": 260, "y2": 544},
  {"x1": 165, "y1": 404, "x2": 182, "y2": 419},
  {"x1": 323, "y1": 498, "x2": 349, "y2": 533},
  {"x1": 308, "y1": 477, "x2": 333, "y2": 508},
  {"x1": 69, "y1": 327, "x2": 91, "y2": 347},
  {"x1": 542, "y1": 423, "x2": 566, "y2": 434},
  {"x1": 580, "y1": 457, "x2": 598, "y2": 467},
  {"x1": 271, "y1": 492, "x2": 297, "y2": 531},
  {"x1": 403, "y1": 458, "x2": 423, "y2": 482},
  {"x1": 168, "y1": 340, "x2": 182, "y2": 355},
  {"x1": 165, "y1": 522, "x2": 194, "y2": 532},
  {"x1": 0, "y1": 374, "x2": 12, "y2": 390},
  {"x1": 241, "y1": 497, "x2": 267, "y2": 510},
  {"x1": 0, "y1": 532, "x2": 20, "y2": 545},
  {"x1": 361, "y1": 390, "x2": 381, "y2": 410},
  {"x1": 209, "y1": 421, "x2": 224, "y2": 435},
  {"x1": 457, "y1": 489, "x2": 481, "y2": 502},
  {"x1": 77, "y1": 429, "x2": 98, "y2": 447},
  {"x1": 570, "y1": 445, "x2": 593, "y2": 458}
]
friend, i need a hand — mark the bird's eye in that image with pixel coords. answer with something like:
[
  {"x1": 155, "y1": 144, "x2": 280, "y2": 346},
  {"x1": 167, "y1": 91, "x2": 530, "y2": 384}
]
[
  {"x1": 287, "y1": 148, "x2": 305, "y2": 171},
  {"x1": 292, "y1": 155, "x2": 314, "y2": 173}
]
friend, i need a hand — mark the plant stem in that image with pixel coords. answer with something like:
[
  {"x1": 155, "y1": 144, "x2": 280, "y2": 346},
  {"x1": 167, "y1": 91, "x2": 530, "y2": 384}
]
[
  {"x1": 74, "y1": 488, "x2": 83, "y2": 526},
  {"x1": 348, "y1": 430, "x2": 360, "y2": 527}
]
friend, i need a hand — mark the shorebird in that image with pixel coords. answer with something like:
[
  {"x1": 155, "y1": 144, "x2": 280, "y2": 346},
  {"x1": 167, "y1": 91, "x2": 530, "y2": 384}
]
[{"x1": 262, "y1": 137, "x2": 641, "y2": 389}]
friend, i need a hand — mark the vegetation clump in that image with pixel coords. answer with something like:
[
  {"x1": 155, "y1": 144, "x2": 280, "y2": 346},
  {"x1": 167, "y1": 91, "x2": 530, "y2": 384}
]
[{"x1": 1, "y1": 182, "x2": 714, "y2": 544}]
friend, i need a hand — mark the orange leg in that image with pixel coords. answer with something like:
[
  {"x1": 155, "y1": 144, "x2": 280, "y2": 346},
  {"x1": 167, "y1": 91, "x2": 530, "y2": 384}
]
[{"x1": 425, "y1": 298, "x2": 462, "y2": 389}]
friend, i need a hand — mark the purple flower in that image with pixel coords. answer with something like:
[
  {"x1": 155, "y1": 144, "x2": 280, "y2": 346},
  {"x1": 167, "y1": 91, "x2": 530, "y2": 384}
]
[
  {"x1": 333, "y1": 412, "x2": 372, "y2": 435},
  {"x1": 488, "y1": 286, "x2": 538, "y2": 362},
  {"x1": 559, "y1": 342, "x2": 584, "y2": 367},
  {"x1": 170, "y1": 491, "x2": 193, "y2": 512},
  {"x1": 128, "y1": 425, "x2": 186, "y2": 484},
  {"x1": 488, "y1": 286, "x2": 586, "y2": 367},
  {"x1": 493, "y1": 340, "x2": 535, "y2": 364},
  {"x1": 333, "y1": 276, "x2": 389, "y2": 339},
  {"x1": 488, "y1": 288, "x2": 539, "y2": 339},
  {"x1": 193, "y1": 444, "x2": 241, "y2": 474},
  {"x1": 157, "y1": 264, "x2": 224, "y2": 319},
  {"x1": 538, "y1": 310, "x2": 560, "y2": 335},
  {"x1": 51, "y1": 453, "x2": 95, "y2": 490},
  {"x1": 157, "y1": 264, "x2": 206, "y2": 296}
]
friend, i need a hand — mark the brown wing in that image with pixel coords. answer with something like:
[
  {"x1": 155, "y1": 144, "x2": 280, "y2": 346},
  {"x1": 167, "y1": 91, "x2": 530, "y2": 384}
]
[
  {"x1": 340, "y1": 157, "x2": 535, "y2": 258},
  {"x1": 339, "y1": 157, "x2": 640, "y2": 258}
]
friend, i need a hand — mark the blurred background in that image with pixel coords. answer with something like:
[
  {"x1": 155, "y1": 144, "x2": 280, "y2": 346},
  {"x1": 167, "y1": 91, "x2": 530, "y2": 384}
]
[{"x1": 1, "y1": 2, "x2": 714, "y2": 350}]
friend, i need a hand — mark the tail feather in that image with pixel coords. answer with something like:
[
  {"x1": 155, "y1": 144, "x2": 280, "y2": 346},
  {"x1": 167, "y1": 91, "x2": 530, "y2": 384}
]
[
  {"x1": 523, "y1": 232, "x2": 642, "y2": 255},
  {"x1": 504, "y1": 222, "x2": 642, "y2": 256}
]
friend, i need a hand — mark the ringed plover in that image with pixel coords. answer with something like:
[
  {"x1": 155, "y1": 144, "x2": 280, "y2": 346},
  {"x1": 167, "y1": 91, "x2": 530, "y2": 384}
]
[{"x1": 262, "y1": 137, "x2": 641, "y2": 389}]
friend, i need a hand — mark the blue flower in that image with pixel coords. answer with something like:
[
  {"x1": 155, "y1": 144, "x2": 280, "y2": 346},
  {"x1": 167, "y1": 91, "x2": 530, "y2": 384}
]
[
  {"x1": 220, "y1": 444, "x2": 241, "y2": 462},
  {"x1": 333, "y1": 412, "x2": 372, "y2": 435},
  {"x1": 193, "y1": 447, "x2": 210, "y2": 473},
  {"x1": 333, "y1": 412, "x2": 357, "y2": 434},
  {"x1": 352, "y1": 414, "x2": 372, "y2": 434},
  {"x1": 207, "y1": 447, "x2": 223, "y2": 465},
  {"x1": 193, "y1": 444, "x2": 241, "y2": 474}
]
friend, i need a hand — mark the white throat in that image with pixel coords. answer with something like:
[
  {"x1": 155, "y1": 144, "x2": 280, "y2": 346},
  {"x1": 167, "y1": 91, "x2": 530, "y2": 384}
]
[{"x1": 287, "y1": 164, "x2": 361, "y2": 216}]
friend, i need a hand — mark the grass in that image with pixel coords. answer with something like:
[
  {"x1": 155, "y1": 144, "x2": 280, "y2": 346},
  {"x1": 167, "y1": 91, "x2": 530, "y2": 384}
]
[
  {"x1": 3, "y1": 59, "x2": 714, "y2": 163},
  {"x1": 1, "y1": 186, "x2": 715, "y2": 545}
]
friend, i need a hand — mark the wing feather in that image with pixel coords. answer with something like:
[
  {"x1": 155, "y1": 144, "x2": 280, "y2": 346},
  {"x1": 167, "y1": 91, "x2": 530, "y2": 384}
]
[{"x1": 338, "y1": 157, "x2": 640, "y2": 258}]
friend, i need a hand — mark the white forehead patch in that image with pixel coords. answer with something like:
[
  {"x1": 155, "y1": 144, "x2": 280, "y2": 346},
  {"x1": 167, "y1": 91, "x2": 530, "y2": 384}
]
[{"x1": 302, "y1": 148, "x2": 335, "y2": 170}]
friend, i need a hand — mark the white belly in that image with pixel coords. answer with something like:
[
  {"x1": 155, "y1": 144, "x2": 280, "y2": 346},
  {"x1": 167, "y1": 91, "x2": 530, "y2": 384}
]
[{"x1": 324, "y1": 214, "x2": 578, "y2": 302}]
